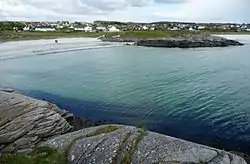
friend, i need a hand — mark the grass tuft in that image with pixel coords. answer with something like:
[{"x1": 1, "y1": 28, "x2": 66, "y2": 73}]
[
  {"x1": 0, "y1": 147, "x2": 66, "y2": 164},
  {"x1": 121, "y1": 128, "x2": 148, "y2": 164}
]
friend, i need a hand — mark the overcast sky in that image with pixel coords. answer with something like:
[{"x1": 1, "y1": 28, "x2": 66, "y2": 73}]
[{"x1": 0, "y1": 0, "x2": 249, "y2": 23}]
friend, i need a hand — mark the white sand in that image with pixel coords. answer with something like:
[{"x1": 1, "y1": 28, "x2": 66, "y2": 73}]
[{"x1": 0, "y1": 38, "x2": 121, "y2": 61}]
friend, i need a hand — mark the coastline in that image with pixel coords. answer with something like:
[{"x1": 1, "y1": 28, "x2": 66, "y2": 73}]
[
  {"x1": 1, "y1": 34, "x2": 250, "y2": 163},
  {"x1": 0, "y1": 37, "x2": 123, "y2": 61},
  {"x1": 0, "y1": 90, "x2": 247, "y2": 164}
]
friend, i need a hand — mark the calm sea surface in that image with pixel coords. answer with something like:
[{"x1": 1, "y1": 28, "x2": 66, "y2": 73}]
[{"x1": 1, "y1": 36, "x2": 250, "y2": 152}]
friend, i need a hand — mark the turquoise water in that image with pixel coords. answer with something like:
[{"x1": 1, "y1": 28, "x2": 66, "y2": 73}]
[{"x1": 1, "y1": 41, "x2": 250, "y2": 152}]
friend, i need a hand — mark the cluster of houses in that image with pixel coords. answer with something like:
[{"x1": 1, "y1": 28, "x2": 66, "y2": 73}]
[
  {"x1": 22, "y1": 21, "x2": 121, "y2": 32},
  {"x1": 20, "y1": 21, "x2": 250, "y2": 32}
]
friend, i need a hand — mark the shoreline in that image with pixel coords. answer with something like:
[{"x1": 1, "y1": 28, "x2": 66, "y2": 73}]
[{"x1": 0, "y1": 37, "x2": 123, "y2": 61}]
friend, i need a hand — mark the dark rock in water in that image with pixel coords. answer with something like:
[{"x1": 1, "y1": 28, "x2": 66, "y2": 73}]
[
  {"x1": 135, "y1": 35, "x2": 244, "y2": 48},
  {"x1": 0, "y1": 91, "x2": 247, "y2": 164},
  {"x1": 101, "y1": 35, "x2": 244, "y2": 48},
  {"x1": 0, "y1": 88, "x2": 14, "y2": 93},
  {"x1": 124, "y1": 43, "x2": 133, "y2": 46}
]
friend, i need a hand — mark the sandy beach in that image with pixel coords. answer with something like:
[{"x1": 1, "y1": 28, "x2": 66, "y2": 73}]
[{"x1": 0, "y1": 37, "x2": 122, "y2": 61}]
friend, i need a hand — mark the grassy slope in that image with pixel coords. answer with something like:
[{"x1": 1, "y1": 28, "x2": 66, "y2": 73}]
[{"x1": 1, "y1": 30, "x2": 250, "y2": 42}]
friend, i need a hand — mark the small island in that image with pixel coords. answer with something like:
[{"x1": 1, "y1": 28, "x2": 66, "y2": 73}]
[{"x1": 100, "y1": 34, "x2": 244, "y2": 48}]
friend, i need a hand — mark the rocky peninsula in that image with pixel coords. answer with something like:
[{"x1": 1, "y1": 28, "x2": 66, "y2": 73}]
[
  {"x1": 100, "y1": 35, "x2": 244, "y2": 48},
  {"x1": 0, "y1": 90, "x2": 247, "y2": 164}
]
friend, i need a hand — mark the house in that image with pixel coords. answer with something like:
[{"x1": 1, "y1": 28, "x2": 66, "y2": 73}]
[
  {"x1": 109, "y1": 26, "x2": 120, "y2": 32},
  {"x1": 74, "y1": 26, "x2": 85, "y2": 31},
  {"x1": 142, "y1": 26, "x2": 148, "y2": 30},
  {"x1": 96, "y1": 26, "x2": 107, "y2": 31},
  {"x1": 189, "y1": 27, "x2": 195, "y2": 31},
  {"x1": 56, "y1": 25, "x2": 64, "y2": 29},
  {"x1": 197, "y1": 26, "x2": 206, "y2": 30},
  {"x1": 150, "y1": 27, "x2": 156, "y2": 31},
  {"x1": 34, "y1": 26, "x2": 56, "y2": 32},
  {"x1": 170, "y1": 27, "x2": 179, "y2": 31},
  {"x1": 23, "y1": 26, "x2": 31, "y2": 31},
  {"x1": 69, "y1": 26, "x2": 75, "y2": 29},
  {"x1": 246, "y1": 29, "x2": 250, "y2": 32},
  {"x1": 84, "y1": 26, "x2": 93, "y2": 32}
]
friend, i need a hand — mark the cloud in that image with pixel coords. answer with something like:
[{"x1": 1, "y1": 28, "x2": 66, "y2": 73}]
[
  {"x1": 153, "y1": 0, "x2": 250, "y2": 23},
  {"x1": 0, "y1": 0, "x2": 187, "y2": 21},
  {"x1": 0, "y1": 0, "x2": 249, "y2": 22}
]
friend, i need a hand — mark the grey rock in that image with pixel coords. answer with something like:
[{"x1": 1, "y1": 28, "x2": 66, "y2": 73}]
[
  {"x1": 0, "y1": 88, "x2": 14, "y2": 93},
  {"x1": 42, "y1": 125, "x2": 246, "y2": 164},
  {"x1": 0, "y1": 91, "x2": 73, "y2": 153},
  {"x1": 135, "y1": 35, "x2": 244, "y2": 48},
  {"x1": 101, "y1": 35, "x2": 244, "y2": 48}
]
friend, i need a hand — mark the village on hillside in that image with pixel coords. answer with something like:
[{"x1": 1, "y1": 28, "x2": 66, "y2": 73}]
[{"x1": 1, "y1": 21, "x2": 250, "y2": 33}]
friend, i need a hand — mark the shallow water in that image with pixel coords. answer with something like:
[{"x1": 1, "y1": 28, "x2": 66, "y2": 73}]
[{"x1": 1, "y1": 36, "x2": 250, "y2": 152}]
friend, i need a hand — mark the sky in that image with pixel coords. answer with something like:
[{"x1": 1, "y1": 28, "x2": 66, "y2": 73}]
[{"x1": 0, "y1": 0, "x2": 249, "y2": 23}]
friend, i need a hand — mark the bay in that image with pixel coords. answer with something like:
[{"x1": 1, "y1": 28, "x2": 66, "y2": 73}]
[{"x1": 1, "y1": 36, "x2": 250, "y2": 152}]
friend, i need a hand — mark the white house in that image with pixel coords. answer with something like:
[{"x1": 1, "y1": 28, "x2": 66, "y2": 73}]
[
  {"x1": 189, "y1": 27, "x2": 195, "y2": 31},
  {"x1": 69, "y1": 26, "x2": 75, "y2": 29},
  {"x1": 142, "y1": 26, "x2": 148, "y2": 30},
  {"x1": 150, "y1": 27, "x2": 156, "y2": 31},
  {"x1": 23, "y1": 26, "x2": 30, "y2": 31},
  {"x1": 57, "y1": 25, "x2": 64, "y2": 29},
  {"x1": 34, "y1": 26, "x2": 56, "y2": 32},
  {"x1": 84, "y1": 26, "x2": 93, "y2": 32},
  {"x1": 96, "y1": 26, "x2": 107, "y2": 31},
  {"x1": 109, "y1": 26, "x2": 120, "y2": 32},
  {"x1": 74, "y1": 27, "x2": 85, "y2": 31},
  {"x1": 170, "y1": 27, "x2": 179, "y2": 31},
  {"x1": 246, "y1": 29, "x2": 250, "y2": 32},
  {"x1": 198, "y1": 26, "x2": 206, "y2": 30}
]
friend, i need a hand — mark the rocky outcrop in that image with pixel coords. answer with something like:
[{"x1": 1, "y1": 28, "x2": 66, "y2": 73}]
[
  {"x1": 0, "y1": 91, "x2": 74, "y2": 154},
  {"x1": 100, "y1": 35, "x2": 244, "y2": 48},
  {"x1": 135, "y1": 35, "x2": 244, "y2": 48},
  {"x1": 0, "y1": 91, "x2": 247, "y2": 163},
  {"x1": 41, "y1": 125, "x2": 246, "y2": 164}
]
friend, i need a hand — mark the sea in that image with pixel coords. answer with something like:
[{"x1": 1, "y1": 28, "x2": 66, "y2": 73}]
[{"x1": 0, "y1": 35, "x2": 250, "y2": 153}]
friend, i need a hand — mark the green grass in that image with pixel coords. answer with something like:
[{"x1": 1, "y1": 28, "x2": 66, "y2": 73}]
[
  {"x1": 0, "y1": 147, "x2": 66, "y2": 164},
  {"x1": 0, "y1": 30, "x2": 106, "y2": 42},
  {"x1": 0, "y1": 30, "x2": 198, "y2": 42},
  {"x1": 111, "y1": 132, "x2": 132, "y2": 164},
  {"x1": 1, "y1": 30, "x2": 249, "y2": 43},
  {"x1": 102, "y1": 30, "x2": 200, "y2": 39},
  {"x1": 121, "y1": 128, "x2": 148, "y2": 164}
]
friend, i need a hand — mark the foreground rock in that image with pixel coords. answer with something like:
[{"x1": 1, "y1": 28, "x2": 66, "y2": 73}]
[
  {"x1": 101, "y1": 35, "x2": 244, "y2": 48},
  {"x1": 41, "y1": 125, "x2": 246, "y2": 164},
  {"x1": 0, "y1": 91, "x2": 74, "y2": 154},
  {"x1": 0, "y1": 91, "x2": 247, "y2": 164}
]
